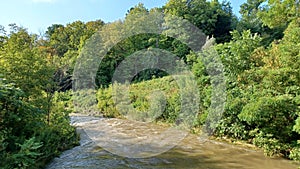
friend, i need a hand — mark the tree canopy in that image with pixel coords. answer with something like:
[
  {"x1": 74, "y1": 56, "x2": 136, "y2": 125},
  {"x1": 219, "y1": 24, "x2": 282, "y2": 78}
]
[{"x1": 0, "y1": 1, "x2": 300, "y2": 168}]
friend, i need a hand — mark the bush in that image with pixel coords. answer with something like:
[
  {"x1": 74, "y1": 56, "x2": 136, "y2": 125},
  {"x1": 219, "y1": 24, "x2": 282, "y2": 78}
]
[
  {"x1": 0, "y1": 81, "x2": 78, "y2": 169},
  {"x1": 96, "y1": 76, "x2": 200, "y2": 125}
]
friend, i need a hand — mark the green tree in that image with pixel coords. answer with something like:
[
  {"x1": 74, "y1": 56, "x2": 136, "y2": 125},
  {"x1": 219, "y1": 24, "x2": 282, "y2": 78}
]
[
  {"x1": 258, "y1": 0, "x2": 300, "y2": 28},
  {"x1": 45, "y1": 20, "x2": 104, "y2": 91},
  {"x1": 0, "y1": 25, "x2": 78, "y2": 168},
  {"x1": 0, "y1": 25, "x2": 55, "y2": 106},
  {"x1": 237, "y1": 0, "x2": 286, "y2": 46},
  {"x1": 238, "y1": 0, "x2": 265, "y2": 33},
  {"x1": 212, "y1": 19, "x2": 300, "y2": 159},
  {"x1": 164, "y1": 0, "x2": 236, "y2": 43}
]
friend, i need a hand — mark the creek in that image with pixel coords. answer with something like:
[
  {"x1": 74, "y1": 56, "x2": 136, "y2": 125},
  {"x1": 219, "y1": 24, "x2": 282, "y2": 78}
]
[{"x1": 46, "y1": 115, "x2": 299, "y2": 169}]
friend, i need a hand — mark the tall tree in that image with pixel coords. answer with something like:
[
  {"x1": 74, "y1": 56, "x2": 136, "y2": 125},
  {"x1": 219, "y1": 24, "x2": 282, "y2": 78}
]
[
  {"x1": 238, "y1": 0, "x2": 265, "y2": 33},
  {"x1": 0, "y1": 25, "x2": 54, "y2": 104},
  {"x1": 258, "y1": 0, "x2": 300, "y2": 28},
  {"x1": 164, "y1": 0, "x2": 236, "y2": 43},
  {"x1": 45, "y1": 20, "x2": 104, "y2": 91}
]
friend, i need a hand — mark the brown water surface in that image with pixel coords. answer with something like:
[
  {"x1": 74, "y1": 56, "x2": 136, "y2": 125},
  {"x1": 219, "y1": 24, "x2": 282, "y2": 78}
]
[{"x1": 46, "y1": 116, "x2": 299, "y2": 169}]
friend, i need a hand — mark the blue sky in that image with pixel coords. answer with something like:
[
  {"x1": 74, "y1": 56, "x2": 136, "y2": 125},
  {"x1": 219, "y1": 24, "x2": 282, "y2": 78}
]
[{"x1": 0, "y1": 0, "x2": 246, "y2": 34}]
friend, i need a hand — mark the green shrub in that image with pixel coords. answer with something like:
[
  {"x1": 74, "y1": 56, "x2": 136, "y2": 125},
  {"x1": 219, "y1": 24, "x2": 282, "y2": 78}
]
[
  {"x1": 0, "y1": 81, "x2": 78, "y2": 169},
  {"x1": 96, "y1": 76, "x2": 196, "y2": 124},
  {"x1": 7, "y1": 137, "x2": 43, "y2": 169},
  {"x1": 289, "y1": 143, "x2": 300, "y2": 161}
]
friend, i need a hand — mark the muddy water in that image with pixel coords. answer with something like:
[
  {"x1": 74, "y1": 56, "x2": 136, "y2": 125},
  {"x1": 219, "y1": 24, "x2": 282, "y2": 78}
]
[{"x1": 46, "y1": 116, "x2": 299, "y2": 169}]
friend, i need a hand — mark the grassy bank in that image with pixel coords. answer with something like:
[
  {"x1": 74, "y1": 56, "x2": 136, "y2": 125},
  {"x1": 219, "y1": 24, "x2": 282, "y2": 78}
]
[{"x1": 95, "y1": 73, "x2": 300, "y2": 162}]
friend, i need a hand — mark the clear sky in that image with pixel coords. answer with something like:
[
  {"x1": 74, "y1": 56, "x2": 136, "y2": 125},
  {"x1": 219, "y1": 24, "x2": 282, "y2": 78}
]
[{"x1": 0, "y1": 0, "x2": 246, "y2": 34}]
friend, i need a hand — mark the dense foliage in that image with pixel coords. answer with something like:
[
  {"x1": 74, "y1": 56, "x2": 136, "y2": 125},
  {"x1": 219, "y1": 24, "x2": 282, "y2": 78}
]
[
  {"x1": 214, "y1": 24, "x2": 300, "y2": 159},
  {"x1": 0, "y1": 0, "x2": 299, "y2": 167},
  {"x1": 95, "y1": 0, "x2": 300, "y2": 162},
  {"x1": 0, "y1": 26, "x2": 78, "y2": 168}
]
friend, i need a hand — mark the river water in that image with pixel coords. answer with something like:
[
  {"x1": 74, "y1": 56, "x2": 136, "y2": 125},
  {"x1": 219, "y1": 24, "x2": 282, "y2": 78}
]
[{"x1": 46, "y1": 115, "x2": 299, "y2": 169}]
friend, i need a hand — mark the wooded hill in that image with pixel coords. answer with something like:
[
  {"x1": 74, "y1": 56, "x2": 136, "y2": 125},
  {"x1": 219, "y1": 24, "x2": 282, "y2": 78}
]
[{"x1": 0, "y1": 0, "x2": 300, "y2": 168}]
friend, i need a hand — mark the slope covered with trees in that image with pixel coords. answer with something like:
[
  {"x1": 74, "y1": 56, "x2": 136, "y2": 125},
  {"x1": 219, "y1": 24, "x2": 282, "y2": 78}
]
[
  {"x1": 0, "y1": 0, "x2": 299, "y2": 168},
  {"x1": 95, "y1": 0, "x2": 300, "y2": 161},
  {"x1": 0, "y1": 21, "x2": 104, "y2": 168},
  {"x1": 0, "y1": 25, "x2": 80, "y2": 168}
]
